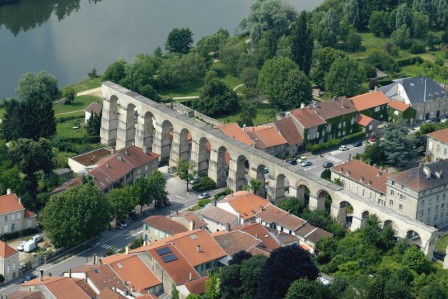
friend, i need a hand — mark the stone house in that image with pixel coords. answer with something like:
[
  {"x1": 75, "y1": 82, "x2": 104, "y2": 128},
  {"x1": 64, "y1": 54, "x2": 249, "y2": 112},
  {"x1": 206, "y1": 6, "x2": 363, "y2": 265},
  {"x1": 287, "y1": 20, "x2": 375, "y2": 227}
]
[
  {"x1": 387, "y1": 99, "x2": 416, "y2": 124},
  {"x1": 350, "y1": 91, "x2": 390, "y2": 121},
  {"x1": 0, "y1": 190, "x2": 37, "y2": 237},
  {"x1": 426, "y1": 128, "x2": 448, "y2": 162},
  {"x1": 142, "y1": 215, "x2": 188, "y2": 243},
  {"x1": 0, "y1": 240, "x2": 19, "y2": 282},
  {"x1": 274, "y1": 117, "x2": 304, "y2": 156},
  {"x1": 84, "y1": 101, "x2": 102, "y2": 124}
]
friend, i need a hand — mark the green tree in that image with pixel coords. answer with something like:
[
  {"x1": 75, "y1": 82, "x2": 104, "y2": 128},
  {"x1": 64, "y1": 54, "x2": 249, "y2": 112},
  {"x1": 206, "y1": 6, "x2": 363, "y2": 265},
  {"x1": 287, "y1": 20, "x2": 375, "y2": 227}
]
[
  {"x1": 107, "y1": 187, "x2": 136, "y2": 222},
  {"x1": 286, "y1": 279, "x2": 333, "y2": 299},
  {"x1": 192, "y1": 70, "x2": 239, "y2": 116},
  {"x1": 165, "y1": 27, "x2": 194, "y2": 54},
  {"x1": 156, "y1": 52, "x2": 207, "y2": 88},
  {"x1": 257, "y1": 57, "x2": 312, "y2": 111},
  {"x1": 239, "y1": 96, "x2": 257, "y2": 127},
  {"x1": 240, "y1": 67, "x2": 259, "y2": 89},
  {"x1": 394, "y1": 4, "x2": 412, "y2": 30},
  {"x1": 434, "y1": 0, "x2": 448, "y2": 29},
  {"x1": 128, "y1": 236, "x2": 144, "y2": 250},
  {"x1": 86, "y1": 111, "x2": 102, "y2": 137},
  {"x1": 196, "y1": 28, "x2": 229, "y2": 59},
  {"x1": 205, "y1": 273, "x2": 221, "y2": 299},
  {"x1": 16, "y1": 71, "x2": 60, "y2": 102},
  {"x1": 0, "y1": 99, "x2": 22, "y2": 141},
  {"x1": 258, "y1": 244, "x2": 319, "y2": 299},
  {"x1": 0, "y1": 274, "x2": 4, "y2": 283},
  {"x1": 220, "y1": 264, "x2": 242, "y2": 299},
  {"x1": 362, "y1": 142, "x2": 387, "y2": 166},
  {"x1": 391, "y1": 24, "x2": 411, "y2": 49},
  {"x1": 186, "y1": 295, "x2": 202, "y2": 299},
  {"x1": 411, "y1": 11, "x2": 429, "y2": 38},
  {"x1": 229, "y1": 250, "x2": 252, "y2": 265},
  {"x1": 401, "y1": 245, "x2": 434, "y2": 275},
  {"x1": 130, "y1": 176, "x2": 151, "y2": 213},
  {"x1": 0, "y1": 141, "x2": 23, "y2": 197},
  {"x1": 290, "y1": 11, "x2": 314, "y2": 76},
  {"x1": 120, "y1": 54, "x2": 160, "y2": 94},
  {"x1": 311, "y1": 47, "x2": 346, "y2": 88},
  {"x1": 176, "y1": 158, "x2": 196, "y2": 191},
  {"x1": 419, "y1": 280, "x2": 448, "y2": 299},
  {"x1": 316, "y1": 8, "x2": 340, "y2": 47},
  {"x1": 42, "y1": 182, "x2": 110, "y2": 248},
  {"x1": 343, "y1": 0, "x2": 360, "y2": 29},
  {"x1": 171, "y1": 283, "x2": 180, "y2": 299},
  {"x1": 278, "y1": 197, "x2": 306, "y2": 216},
  {"x1": 240, "y1": 255, "x2": 267, "y2": 299},
  {"x1": 365, "y1": 48, "x2": 395, "y2": 71},
  {"x1": 369, "y1": 11, "x2": 388, "y2": 37},
  {"x1": 325, "y1": 57, "x2": 365, "y2": 97},
  {"x1": 147, "y1": 170, "x2": 168, "y2": 206},
  {"x1": 103, "y1": 58, "x2": 127, "y2": 83},
  {"x1": 63, "y1": 87, "x2": 76, "y2": 105}
]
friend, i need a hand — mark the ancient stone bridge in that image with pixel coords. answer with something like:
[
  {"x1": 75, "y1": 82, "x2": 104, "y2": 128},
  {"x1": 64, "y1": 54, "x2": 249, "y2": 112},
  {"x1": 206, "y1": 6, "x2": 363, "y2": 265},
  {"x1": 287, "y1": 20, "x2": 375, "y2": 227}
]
[{"x1": 100, "y1": 82, "x2": 438, "y2": 257}]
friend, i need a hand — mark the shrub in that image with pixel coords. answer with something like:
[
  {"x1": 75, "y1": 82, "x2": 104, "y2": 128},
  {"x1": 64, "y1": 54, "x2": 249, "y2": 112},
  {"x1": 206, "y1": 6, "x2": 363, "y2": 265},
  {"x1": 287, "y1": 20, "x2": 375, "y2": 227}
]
[
  {"x1": 306, "y1": 139, "x2": 341, "y2": 153},
  {"x1": 396, "y1": 56, "x2": 423, "y2": 67},
  {"x1": 410, "y1": 44, "x2": 426, "y2": 54},
  {"x1": 192, "y1": 176, "x2": 217, "y2": 192},
  {"x1": 198, "y1": 199, "x2": 211, "y2": 207},
  {"x1": 214, "y1": 188, "x2": 232, "y2": 200}
]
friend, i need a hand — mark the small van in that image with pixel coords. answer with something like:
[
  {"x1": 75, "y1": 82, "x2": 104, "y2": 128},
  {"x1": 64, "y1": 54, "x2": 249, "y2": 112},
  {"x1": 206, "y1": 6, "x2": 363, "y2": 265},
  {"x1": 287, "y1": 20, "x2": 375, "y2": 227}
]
[{"x1": 23, "y1": 239, "x2": 37, "y2": 253}]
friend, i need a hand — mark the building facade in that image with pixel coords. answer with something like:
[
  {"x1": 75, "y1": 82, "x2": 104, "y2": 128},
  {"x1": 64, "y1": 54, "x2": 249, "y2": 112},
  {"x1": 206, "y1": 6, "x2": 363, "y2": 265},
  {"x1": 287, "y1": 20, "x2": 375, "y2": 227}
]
[
  {"x1": 0, "y1": 241, "x2": 19, "y2": 282},
  {"x1": 426, "y1": 128, "x2": 448, "y2": 162}
]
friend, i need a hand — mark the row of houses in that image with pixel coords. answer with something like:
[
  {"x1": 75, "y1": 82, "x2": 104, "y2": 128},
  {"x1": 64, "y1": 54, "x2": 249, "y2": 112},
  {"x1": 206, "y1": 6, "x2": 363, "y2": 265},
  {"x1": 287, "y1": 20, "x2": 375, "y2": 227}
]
[{"x1": 13, "y1": 191, "x2": 331, "y2": 299}]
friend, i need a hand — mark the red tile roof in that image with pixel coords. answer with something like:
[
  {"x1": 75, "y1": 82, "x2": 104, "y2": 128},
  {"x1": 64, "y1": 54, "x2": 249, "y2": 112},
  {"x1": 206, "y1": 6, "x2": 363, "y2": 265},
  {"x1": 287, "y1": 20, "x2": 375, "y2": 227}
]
[
  {"x1": 388, "y1": 99, "x2": 411, "y2": 112},
  {"x1": 274, "y1": 118, "x2": 303, "y2": 146},
  {"x1": 236, "y1": 223, "x2": 281, "y2": 252},
  {"x1": 220, "y1": 191, "x2": 270, "y2": 220},
  {"x1": 71, "y1": 148, "x2": 113, "y2": 167},
  {"x1": 21, "y1": 277, "x2": 92, "y2": 299},
  {"x1": 97, "y1": 287, "x2": 127, "y2": 299},
  {"x1": 24, "y1": 209, "x2": 36, "y2": 218},
  {"x1": 331, "y1": 159, "x2": 388, "y2": 194},
  {"x1": 427, "y1": 128, "x2": 448, "y2": 143},
  {"x1": 71, "y1": 264, "x2": 128, "y2": 293},
  {"x1": 246, "y1": 126, "x2": 288, "y2": 149},
  {"x1": 290, "y1": 108, "x2": 326, "y2": 129},
  {"x1": 200, "y1": 205, "x2": 238, "y2": 226},
  {"x1": 7, "y1": 291, "x2": 44, "y2": 299},
  {"x1": 255, "y1": 204, "x2": 306, "y2": 231},
  {"x1": 0, "y1": 193, "x2": 24, "y2": 214},
  {"x1": 143, "y1": 215, "x2": 189, "y2": 236},
  {"x1": 214, "y1": 123, "x2": 255, "y2": 146},
  {"x1": 350, "y1": 91, "x2": 390, "y2": 111},
  {"x1": 0, "y1": 240, "x2": 18, "y2": 258},
  {"x1": 356, "y1": 114, "x2": 374, "y2": 127},
  {"x1": 183, "y1": 276, "x2": 208, "y2": 295},
  {"x1": 212, "y1": 230, "x2": 260, "y2": 256}
]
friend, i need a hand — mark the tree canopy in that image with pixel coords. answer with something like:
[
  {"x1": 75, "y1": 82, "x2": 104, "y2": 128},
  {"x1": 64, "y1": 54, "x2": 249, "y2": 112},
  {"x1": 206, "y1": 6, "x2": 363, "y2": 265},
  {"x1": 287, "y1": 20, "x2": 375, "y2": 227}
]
[
  {"x1": 43, "y1": 181, "x2": 110, "y2": 248},
  {"x1": 325, "y1": 57, "x2": 365, "y2": 97},
  {"x1": 165, "y1": 27, "x2": 194, "y2": 54},
  {"x1": 16, "y1": 70, "x2": 60, "y2": 102},
  {"x1": 290, "y1": 11, "x2": 314, "y2": 76}
]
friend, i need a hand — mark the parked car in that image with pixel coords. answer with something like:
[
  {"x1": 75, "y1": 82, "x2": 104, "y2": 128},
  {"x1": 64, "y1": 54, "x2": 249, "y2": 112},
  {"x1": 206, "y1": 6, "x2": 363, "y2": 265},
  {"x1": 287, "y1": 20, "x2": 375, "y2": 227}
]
[
  {"x1": 300, "y1": 160, "x2": 312, "y2": 167},
  {"x1": 164, "y1": 198, "x2": 172, "y2": 206},
  {"x1": 30, "y1": 234, "x2": 43, "y2": 244},
  {"x1": 17, "y1": 240, "x2": 27, "y2": 251},
  {"x1": 198, "y1": 192, "x2": 211, "y2": 199},
  {"x1": 339, "y1": 145, "x2": 349, "y2": 151},
  {"x1": 128, "y1": 211, "x2": 138, "y2": 220},
  {"x1": 297, "y1": 156, "x2": 307, "y2": 163},
  {"x1": 264, "y1": 167, "x2": 269, "y2": 174},
  {"x1": 155, "y1": 201, "x2": 166, "y2": 208},
  {"x1": 353, "y1": 141, "x2": 362, "y2": 147},
  {"x1": 368, "y1": 137, "x2": 377, "y2": 143},
  {"x1": 23, "y1": 240, "x2": 37, "y2": 253},
  {"x1": 285, "y1": 158, "x2": 297, "y2": 165},
  {"x1": 189, "y1": 176, "x2": 201, "y2": 185},
  {"x1": 23, "y1": 274, "x2": 37, "y2": 283},
  {"x1": 117, "y1": 220, "x2": 127, "y2": 229},
  {"x1": 323, "y1": 161, "x2": 334, "y2": 168}
]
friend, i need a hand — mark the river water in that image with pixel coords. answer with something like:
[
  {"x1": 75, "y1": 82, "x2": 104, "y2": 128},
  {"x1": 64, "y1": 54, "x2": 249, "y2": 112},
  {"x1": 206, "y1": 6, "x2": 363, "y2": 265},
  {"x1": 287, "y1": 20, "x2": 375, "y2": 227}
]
[{"x1": 0, "y1": 0, "x2": 323, "y2": 99}]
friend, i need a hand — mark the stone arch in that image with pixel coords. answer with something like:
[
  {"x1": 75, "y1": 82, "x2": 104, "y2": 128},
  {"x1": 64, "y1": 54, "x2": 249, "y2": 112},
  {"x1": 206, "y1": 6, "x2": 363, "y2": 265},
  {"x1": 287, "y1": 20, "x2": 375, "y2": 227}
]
[
  {"x1": 336, "y1": 200, "x2": 354, "y2": 229},
  {"x1": 361, "y1": 210, "x2": 370, "y2": 227},
  {"x1": 271, "y1": 173, "x2": 286, "y2": 201},
  {"x1": 252, "y1": 164, "x2": 267, "y2": 198},
  {"x1": 160, "y1": 120, "x2": 173, "y2": 165},
  {"x1": 123, "y1": 103, "x2": 137, "y2": 147},
  {"x1": 196, "y1": 137, "x2": 210, "y2": 176},
  {"x1": 215, "y1": 146, "x2": 228, "y2": 188},
  {"x1": 316, "y1": 189, "x2": 333, "y2": 213},
  {"x1": 294, "y1": 181, "x2": 311, "y2": 207},
  {"x1": 383, "y1": 220, "x2": 397, "y2": 232},
  {"x1": 135, "y1": 110, "x2": 154, "y2": 150},
  {"x1": 100, "y1": 95, "x2": 119, "y2": 146},
  {"x1": 178, "y1": 128, "x2": 192, "y2": 162},
  {"x1": 234, "y1": 155, "x2": 248, "y2": 191},
  {"x1": 406, "y1": 230, "x2": 422, "y2": 248}
]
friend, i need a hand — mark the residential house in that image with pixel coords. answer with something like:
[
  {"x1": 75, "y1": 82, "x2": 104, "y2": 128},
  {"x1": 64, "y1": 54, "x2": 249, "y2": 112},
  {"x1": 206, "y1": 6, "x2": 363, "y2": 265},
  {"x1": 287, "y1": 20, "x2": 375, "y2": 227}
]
[
  {"x1": 350, "y1": 91, "x2": 390, "y2": 121},
  {"x1": 380, "y1": 76, "x2": 448, "y2": 121},
  {"x1": 331, "y1": 159, "x2": 389, "y2": 207},
  {"x1": 84, "y1": 102, "x2": 102, "y2": 124},
  {"x1": 387, "y1": 99, "x2": 416, "y2": 124},
  {"x1": 216, "y1": 191, "x2": 270, "y2": 224},
  {"x1": 143, "y1": 215, "x2": 188, "y2": 243},
  {"x1": 285, "y1": 98, "x2": 359, "y2": 145},
  {"x1": 176, "y1": 276, "x2": 207, "y2": 299},
  {"x1": 356, "y1": 114, "x2": 379, "y2": 137},
  {"x1": 199, "y1": 204, "x2": 238, "y2": 232},
  {"x1": 212, "y1": 230, "x2": 261, "y2": 263},
  {"x1": 5, "y1": 290, "x2": 45, "y2": 298},
  {"x1": 244, "y1": 125, "x2": 289, "y2": 157},
  {"x1": 235, "y1": 223, "x2": 281, "y2": 254},
  {"x1": 214, "y1": 123, "x2": 255, "y2": 147},
  {"x1": 274, "y1": 117, "x2": 304, "y2": 155},
  {"x1": 0, "y1": 240, "x2": 19, "y2": 282},
  {"x1": 387, "y1": 160, "x2": 448, "y2": 228},
  {"x1": 0, "y1": 190, "x2": 37, "y2": 237},
  {"x1": 68, "y1": 147, "x2": 113, "y2": 174},
  {"x1": 426, "y1": 128, "x2": 448, "y2": 162},
  {"x1": 169, "y1": 210, "x2": 207, "y2": 231}
]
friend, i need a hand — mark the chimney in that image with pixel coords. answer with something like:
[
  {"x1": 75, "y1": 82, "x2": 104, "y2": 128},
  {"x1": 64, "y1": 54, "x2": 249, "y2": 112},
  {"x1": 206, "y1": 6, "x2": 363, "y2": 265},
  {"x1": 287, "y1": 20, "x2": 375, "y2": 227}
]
[
  {"x1": 189, "y1": 272, "x2": 192, "y2": 281},
  {"x1": 106, "y1": 162, "x2": 110, "y2": 168},
  {"x1": 243, "y1": 124, "x2": 246, "y2": 132},
  {"x1": 374, "y1": 86, "x2": 378, "y2": 92},
  {"x1": 423, "y1": 165, "x2": 432, "y2": 179},
  {"x1": 237, "y1": 212, "x2": 242, "y2": 224},
  {"x1": 118, "y1": 154, "x2": 122, "y2": 161},
  {"x1": 377, "y1": 171, "x2": 382, "y2": 177},
  {"x1": 6, "y1": 188, "x2": 11, "y2": 195},
  {"x1": 255, "y1": 233, "x2": 259, "y2": 239},
  {"x1": 143, "y1": 145, "x2": 148, "y2": 153},
  {"x1": 225, "y1": 223, "x2": 231, "y2": 232},
  {"x1": 189, "y1": 220, "x2": 195, "y2": 231},
  {"x1": 69, "y1": 268, "x2": 72, "y2": 278},
  {"x1": 176, "y1": 210, "x2": 178, "y2": 215},
  {"x1": 300, "y1": 102, "x2": 305, "y2": 109},
  {"x1": 341, "y1": 98, "x2": 345, "y2": 108},
  {"x1": 18, "y1": 197, "x2": 22, "y2": 205},
  {"x1": 196, "y1": 245, "x2": 200, "y2": 253},
  {"x1": 436, "y1": 170, "x2": 444, "y2": 179},
  {"x1": 125, "y1": 246, "x2": 129, "y2": 255},
  {"x1": 125, "y1": 149, "x2": 129, "y2": 156},
  {"x1": 39, "y1": 269, "x2": 43, "y2": 281},
  {"x1": 111, "y1": 147, "x2": 115, "y2": 155}
]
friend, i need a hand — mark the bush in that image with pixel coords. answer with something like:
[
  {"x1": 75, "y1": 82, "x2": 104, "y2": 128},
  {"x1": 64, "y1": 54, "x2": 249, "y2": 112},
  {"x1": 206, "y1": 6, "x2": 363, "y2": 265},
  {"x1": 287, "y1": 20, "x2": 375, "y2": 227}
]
[
  {"x1": 198, "y1": 199, "x2": 211, "y2": 207},
  {"x1": 306, "y1": 139, "x2": 341, "y2": 153},
  {"x1": 57, "y1": 114, "x2": 84, "y2": 123},
  {"x1": 214, "y1": 188, "x2": 232, "y2": 200},
  {"x1": 345, "y1": 131, "x2": 366, "y2": 142},
  {"x1": 192, "y1": 176, "x2": 217, "y2": 192},
  {"x1": 410, "y1": 44, "x2": 426, "y2": 54},
  {"x1": 396, "y1": 56, "x2": 423, "y2": 67}
]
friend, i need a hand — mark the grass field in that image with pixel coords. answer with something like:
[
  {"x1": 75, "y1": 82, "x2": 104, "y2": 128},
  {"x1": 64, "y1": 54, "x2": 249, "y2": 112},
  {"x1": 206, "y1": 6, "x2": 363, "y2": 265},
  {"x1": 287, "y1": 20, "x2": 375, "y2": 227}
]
[
  {"x1": 56, "y1": 114, "x2": 86, "y2": 138},
  {"x1": 54, "y1": 95, "x2": 101, "y2": 116},
  {"x1": 216, "y1": 102, "x2": 276, "y2": 125},
  {"x1": 436, "y1": 235, "x2": 448, "y2": 252},
  {"x1": 62, "y1": 77, "x2": 102, "y2": 93}
]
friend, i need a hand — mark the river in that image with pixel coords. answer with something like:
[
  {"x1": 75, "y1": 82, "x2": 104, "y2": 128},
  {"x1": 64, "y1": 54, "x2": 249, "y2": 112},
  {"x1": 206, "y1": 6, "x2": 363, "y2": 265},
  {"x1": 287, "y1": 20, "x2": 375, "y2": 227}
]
[{"x1": 0, "y1": 0, "x2": 323, "y2": 99}]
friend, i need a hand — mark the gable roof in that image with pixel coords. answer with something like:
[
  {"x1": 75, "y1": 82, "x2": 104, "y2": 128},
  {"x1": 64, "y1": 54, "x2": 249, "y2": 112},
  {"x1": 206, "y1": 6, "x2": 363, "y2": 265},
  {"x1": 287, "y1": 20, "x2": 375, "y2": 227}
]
[
  {"x1": 331, "y1": 159, "x2": 388, "y2": 194},
  {"x1": 71, "y1": 148, "x2": 113, "y2": 167},
  {"x1": 380, "y1": 77, "x2": 448, "y2": 104},
  {"x1": 200, "y1": 205, "x2": 238, "y2": 226},
  {"x1": 214, "y1": 123, "x2": 255, "y2": 146},
  {"x1": 387, "y1": 99, "x2": 411, "y2": 112},
  {"x1": 212, "y1": 230, "x2": 260, "y2": 256},
  {"x1": 21, "y1": 277, "x2": 92, "y2": 299},
  {"x1": 389, "y1": 160, "x2": 448, "y2": 192},
  {"x1": 236, "y1": 223, "x2": 281, "y2": 252},
  {"x1": 356, "y1": 114, "x2": 374, "y2": 127},
  {"x1": 220, "y1": 191, "x2": 270, "y2": 220},
  {"x1": 71, "y1": 264, "x2": 128, "y2": 293},
  {"x1": 143, "y1": 215, "x2": 189, "y2": 235},
  {"x1": 171, "y1": 210, "x2": 207, "y2": 229},
  {"x1": 0, "y1": 193, "x2": 24, "y2": 215},
  {"x1": 246, "y1": 126, "x2": 288, "y2": 149},
  {"x1": 84, "y1": 102, "x2": 102, "y2": 114},
  {"x1": 7, "y1": 291, "x2": 44, "y2": 299},
  {"x1": 274, "y1": 117, "x2": 303, "y2": 146},
  {"x1": 182, "y1": 276, "x2": 208, "y2": 296},
  {"x1": 97, "y1": 287, "x2": 127, "y2": 299},
  {"x1": 290, "y1": 107, "x2": 326, "y2": 129},
  {"x1": 427, "y1": 128, "x2": 448, "y2": 144},
  {"x1": 0, "y1": 240, "x2": 18, "y2": 259},
  {"x1": 255, "y1": 204, "x2": 306, "y2": 231},
  {"x1": 350, "y1": 91, "x2": 390, "y2": 111}
]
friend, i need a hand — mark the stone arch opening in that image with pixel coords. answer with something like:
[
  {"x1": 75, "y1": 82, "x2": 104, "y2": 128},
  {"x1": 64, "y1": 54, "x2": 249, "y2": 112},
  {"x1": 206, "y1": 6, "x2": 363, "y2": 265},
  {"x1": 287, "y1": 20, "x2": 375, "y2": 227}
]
[
  {"x1": 406, "y1": 230, "x2": 422, "y2": 248},
  {"x1": 178, "y1": 128, "x2": 192, "y2": 162},
  {"x1": 383, "y1": 220, "x2": 397, "y2": 233},
  {"x1": 361, "y1": 210, "x2": 370, "y2": 227},
  {"x1": 235, "y1": 155, "x2": 248, "y2": 191},
  {"x1": 196, "y1": 137, "x2": 210, "y2": 176},
  {"x1": 295, "y1": 183, "x2": 310, "y2": 208},
  {"x1": 272, "y1": 174, "x2": 286, "y2": 201},
  {"x1": 119, "y1": 103, "x2": 137, "y2": 147},
  {"x1": 216, "y1": 146, "x2": 229, "y2": 188},
  {"x1": 160, "y1": 120, "x2": 173, "y2": 165},
  {"x1": 134, "y1": 111, "x2": 154, "y2": 150},
  {"x1": 317, "y1": 189, "x2": 332, "y2": 213},
  {"x1": 252, "y1": 164, "x2": 267, "y2": 198},
  {"x1": 100, "y1": 95, "x2": 119, "y2": 146},
  {"x1": 337, "y1": 200, "x2": 354, "y2": 229}
]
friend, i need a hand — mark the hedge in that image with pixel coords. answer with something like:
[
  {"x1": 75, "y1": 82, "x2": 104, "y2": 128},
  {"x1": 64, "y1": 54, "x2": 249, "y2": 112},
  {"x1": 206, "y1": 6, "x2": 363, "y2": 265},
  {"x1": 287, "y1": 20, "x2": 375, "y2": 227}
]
[
  {"x1": 306, "y1": 139, "x2": 341, "y2": 153},
  {"x1": 192, "y1": 177, "x2": 217, "y2": 192},
  {"x1": 198, "y1": 199, "x2": 211, "y2": 207},
  {"x1": 57, "y1": 114, "x2": 84, "y2": 123},
  {"x1": 410, "y1": 44, "x2": 426, "y2": 54},
  {"x1": 396, "y1": 56, "x2": 423, "y2": 67},
  {"x1": 214, "y1": 188, "x2": 232, "y2": 200},
  {"x1": 0, "y1": 227, "x2": 39, "y2": 242}
]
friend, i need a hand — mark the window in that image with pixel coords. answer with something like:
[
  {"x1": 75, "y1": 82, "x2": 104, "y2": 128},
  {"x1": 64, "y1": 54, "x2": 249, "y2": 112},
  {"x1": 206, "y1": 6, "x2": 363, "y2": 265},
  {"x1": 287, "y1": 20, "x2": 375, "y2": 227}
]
[
  {"x1": 421, "y1": 200, "x2": 425, "y2": 206},
  {"x1": 444, "y1": 148, "x2": 447, "y2": 155},
  {"x1": 12, "y1": 262, "x2": 15, "y2": 271},
  {"x1": 437, "y1": 145, "x2": 441, "y2": 152},
  {"x1": 17, "y1": 213, "x2": 20, "y2": 220},
  {"x1": 7, "y1": 265, "x2": 10, "y2": 274},
  {"x1": 400, "y1": 194, "x2": 404, "y2": 201},
  {"x1": 420, "y1": 210, "x2": 424, "y2": 216},
  {"x1": 428, "y1": 207, "x2": 431, "y2": 213},
  {"x1": 390, "y1": 190, "x2": 395, "y2": 197},
  {"x1": 362, "y1": 189, "x2": 366, "y2": 197},
  {"x1": 399, "y1": 204, "x2": 403, "y2": 211},
  {"x1": 145, "y1": 225, "x2": 149, "y2": 231},
  {"x1": 389, "y1": 200, "x2": 394, "y2": 206},
  {"x1": 435, "y1": 214, "x2": 438, "y2": 221},
  {"x1": 442, "y1": 203, "x2": 445, "y2": 210},
  {"x1": 11, "y1": 214, "x2": 15, "y2": 221},
  {"x1": 436, "y1": 205, "x2": 439, "y2": 211},
  {"x1": 391, "y1": 181, "x2": 395, "y2": 186},
  {"x1": 4, "y1": 216, "x2": 7, "y2": 222},
  {"x1": 401, "y1": 184, "x2": 405, "y2": 190},
  {"x1": 10, "y1": 223, "x2": 15, "y2": 232}
]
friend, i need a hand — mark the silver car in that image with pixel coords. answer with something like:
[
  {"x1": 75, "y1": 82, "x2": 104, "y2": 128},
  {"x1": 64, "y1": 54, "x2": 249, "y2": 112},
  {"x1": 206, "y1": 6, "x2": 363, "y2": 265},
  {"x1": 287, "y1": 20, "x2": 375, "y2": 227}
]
[{"x1": 17, "y1": 240, "x2": 27, "y2": 251}]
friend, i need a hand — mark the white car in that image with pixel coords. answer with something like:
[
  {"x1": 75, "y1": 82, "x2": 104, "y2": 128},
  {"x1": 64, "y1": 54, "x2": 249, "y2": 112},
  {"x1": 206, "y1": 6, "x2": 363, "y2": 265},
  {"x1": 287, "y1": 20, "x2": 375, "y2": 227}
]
[
  {"x1": 17, "y1": 240, "x2": 27, "y2": 251},
  {"x1": 339, "y1": 145, "x2": 349, "y2": 151},
  {"x1": 30, "y1": 234, "x2": 43, "y2": 244}
]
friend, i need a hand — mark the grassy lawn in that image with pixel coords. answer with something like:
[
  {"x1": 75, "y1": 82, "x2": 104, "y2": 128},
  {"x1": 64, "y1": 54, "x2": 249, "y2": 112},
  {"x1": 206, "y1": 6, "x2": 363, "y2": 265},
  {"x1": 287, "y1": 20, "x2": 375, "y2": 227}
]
[
  {"x1": 359, "y1": 33, "x2": 391, "y2": 50},
  {"x1": 62, "y1": 77, "x2": 102, "y2": 93},
  {"x1": 216, "y1": 102, "x2": 277, "y2": 125},
  {"x1": 56, "y1": 115, "x2": 87, "y2": 138},
  {"x1": 54, "y1": 95, "x2": 101, "y2": 116},
  {"x1": 436, "y1": 235, "x2": 448, "y2": 252},
  {"x1": 159, "y1": 83, "x2": 203, "y2": 99}
]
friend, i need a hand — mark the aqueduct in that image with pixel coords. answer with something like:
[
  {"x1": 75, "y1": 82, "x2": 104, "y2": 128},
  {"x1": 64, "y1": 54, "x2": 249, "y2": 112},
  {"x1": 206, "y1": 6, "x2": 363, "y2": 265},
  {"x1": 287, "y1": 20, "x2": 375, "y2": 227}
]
[{"x1": 100, "y1": 82, "x2": 439, "y2": 257}]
